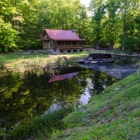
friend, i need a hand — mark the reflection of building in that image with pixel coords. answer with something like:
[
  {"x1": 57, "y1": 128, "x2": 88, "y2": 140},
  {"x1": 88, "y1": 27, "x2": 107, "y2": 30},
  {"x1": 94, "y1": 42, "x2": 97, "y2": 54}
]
[{"x1": 41, "y1": 29, "x2": 85, "y2": 52}]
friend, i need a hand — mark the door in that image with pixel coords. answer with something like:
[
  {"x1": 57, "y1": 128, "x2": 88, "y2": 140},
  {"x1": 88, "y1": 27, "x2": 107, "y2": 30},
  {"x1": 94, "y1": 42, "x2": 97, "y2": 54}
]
[{"x1": 49, "y1": 41, "x2": 53, "y2": 48}]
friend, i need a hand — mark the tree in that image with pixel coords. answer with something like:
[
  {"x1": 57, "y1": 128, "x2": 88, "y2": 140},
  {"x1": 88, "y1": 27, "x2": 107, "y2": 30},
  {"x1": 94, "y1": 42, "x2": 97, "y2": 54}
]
[
  {"x1": 120, "y1": 0, "x2": 140, "y2": 51},
  {"x1": 89, "y1": 0, "x2": 106, "y2": 48},
  {"x1": 0, "y1": 17, "x2": 18, "y2": 52},
  {"x1": 104, "y1": 0, "x2": 120, "y2": 49}
]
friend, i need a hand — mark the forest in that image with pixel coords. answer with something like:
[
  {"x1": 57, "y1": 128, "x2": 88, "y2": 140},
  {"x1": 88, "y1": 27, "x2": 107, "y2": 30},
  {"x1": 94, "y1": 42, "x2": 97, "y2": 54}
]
[{"x1": 0, "y1": 0, "x2": 140, "y2": 52}]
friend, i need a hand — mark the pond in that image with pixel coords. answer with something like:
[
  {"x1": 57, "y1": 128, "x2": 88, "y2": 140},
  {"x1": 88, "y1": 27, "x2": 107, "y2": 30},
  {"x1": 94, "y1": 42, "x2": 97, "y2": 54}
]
[
  {"x1": 0, "y1": 66, "x2": 118, "y2": 131},
  {"x1": 1, "y1": 56, "x2": 140, "y2": 131},
  {"x1": 79, "y1": 56, "x2": 140, "y2": 79}
]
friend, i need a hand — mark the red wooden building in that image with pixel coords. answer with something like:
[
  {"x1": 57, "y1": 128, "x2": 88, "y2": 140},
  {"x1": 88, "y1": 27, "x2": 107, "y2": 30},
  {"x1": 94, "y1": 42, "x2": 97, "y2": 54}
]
[{"x1": 41, "y1": 29, "x2": 85, "y2": 52}]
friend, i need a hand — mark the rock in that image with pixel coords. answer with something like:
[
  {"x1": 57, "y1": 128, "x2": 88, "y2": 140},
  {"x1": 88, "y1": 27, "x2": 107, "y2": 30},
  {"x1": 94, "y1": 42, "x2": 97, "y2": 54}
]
[
  {"x1": 78, "y1": 53, "x2": 114, "y2": 64},
  {"x1": 100, "y1": 66, "x2": 106, "y2": 69},
  {"x1": 114, "y1": 88, "x2": 120, "y2": 91},
  {"x1": 84, "y1": 61, "x2": 91, "y2": 64},
  {"x1": 88, "y1": 57, "x2": 93, "y2": 61},
  {"x1": 91, "y1": 61, "x2": 98, "y2": 64},
  {"x1": 78, "y1": 59, "x2": 85, "y2": 63},
  {"x1": 88, "y1": 53, "x2": 112, "y2": 59}
]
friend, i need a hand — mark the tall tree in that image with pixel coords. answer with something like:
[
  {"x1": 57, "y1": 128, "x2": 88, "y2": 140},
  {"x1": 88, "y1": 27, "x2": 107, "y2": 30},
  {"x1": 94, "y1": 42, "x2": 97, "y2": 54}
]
[
  {"x1": 104, "y1": 0, "x2": 120, "y2": 48},
  {"x1": 89, "y1": 0, "x2": 106, "y2": 48},
  {"x1": 0, "y1": 17, "x2": 18, "y2": 52}
]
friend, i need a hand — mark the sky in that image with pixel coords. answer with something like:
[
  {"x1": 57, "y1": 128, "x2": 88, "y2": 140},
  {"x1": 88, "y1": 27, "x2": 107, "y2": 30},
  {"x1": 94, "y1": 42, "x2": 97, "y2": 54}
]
[{"x1": 80, "y1": 0, "x2": 91, "y2": 7}]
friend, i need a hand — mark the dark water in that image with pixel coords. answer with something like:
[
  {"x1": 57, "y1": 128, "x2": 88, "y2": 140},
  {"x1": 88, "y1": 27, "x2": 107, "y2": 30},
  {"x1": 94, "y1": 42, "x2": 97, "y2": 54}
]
[{"x1": 0, "y1": 66, "x2": 118, "y2": 130}]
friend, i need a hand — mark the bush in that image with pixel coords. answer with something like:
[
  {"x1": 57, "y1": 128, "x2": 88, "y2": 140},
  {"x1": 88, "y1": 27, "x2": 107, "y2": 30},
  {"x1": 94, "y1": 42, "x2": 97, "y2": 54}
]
[{"x1": 4, "y1": 106, "x2": 74, "y2": 140}]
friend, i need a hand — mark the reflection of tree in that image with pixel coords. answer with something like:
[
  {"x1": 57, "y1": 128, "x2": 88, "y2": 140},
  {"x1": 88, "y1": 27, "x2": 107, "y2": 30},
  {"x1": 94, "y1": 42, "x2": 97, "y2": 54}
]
[
  {"x1": 0, "y1": 67, "x2": 87, "y2": 131},
  {"x1": 113, "y1": 57, "x2": 138, "y2": 68},
  {"x1": 88, "y1": 70, "x2": 118, "y2": 95},
  {"x1": 52, "y1": 78, "x2": 83, "y2": 106},
  {"x1": 0, "y1": 67, "x2": 118, "y2": 131},
  {"x1": 0, "y1": 73, "x2": 23, "y2": 129}
]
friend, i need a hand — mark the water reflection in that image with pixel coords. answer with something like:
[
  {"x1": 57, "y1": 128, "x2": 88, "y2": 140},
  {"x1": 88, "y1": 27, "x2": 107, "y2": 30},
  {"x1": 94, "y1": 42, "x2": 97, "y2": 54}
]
[
  {"x1": 0, "y1": 67, "x2": 118, "y2": 130},
  {"x1": 80, "y1": 56, "x2": 140, "y2": 79},
  {"x1": 113, "y1": 57, "x2": 140, "y2": 69},
  {"x1": 80, "y1": 88, "x2": 91, "y2": 105}
]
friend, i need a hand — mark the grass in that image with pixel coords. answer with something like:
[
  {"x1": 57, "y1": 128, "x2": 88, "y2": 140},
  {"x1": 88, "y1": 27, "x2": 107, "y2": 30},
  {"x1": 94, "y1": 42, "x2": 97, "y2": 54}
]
[
  {"x1": 46, "y1": 72, "x2": 140, "y2": 140},
  {"x1": 1, "y1": 107, "x2": 74, "y2": 140},
  {"x1": 1, "y1": 50, "x2": 90, "y2": 72},
  {"x1": 1, "y1": 49, "x2": 129, "y2": 72}
]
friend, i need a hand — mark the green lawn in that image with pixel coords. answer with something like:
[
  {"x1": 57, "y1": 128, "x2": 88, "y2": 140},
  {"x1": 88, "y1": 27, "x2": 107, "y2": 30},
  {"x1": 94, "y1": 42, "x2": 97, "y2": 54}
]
[
  {"x1": 48, "y1": 72, "x2": 140, "y2": 140},
  {"x1": 1, "y1": 49, "x2": 127, "y2": 69},
  {"x1": 1, "y1": 50, "x2": 91, "y2": 71}
]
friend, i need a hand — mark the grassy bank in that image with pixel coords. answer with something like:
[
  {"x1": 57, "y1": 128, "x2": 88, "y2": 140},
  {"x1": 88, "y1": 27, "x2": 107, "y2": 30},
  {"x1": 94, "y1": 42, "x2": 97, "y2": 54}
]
[
  {"x1": 47, "y1": 72, "x2": 140, "y2": 140},
  {"x1": 0, "y1": 51, "x2": 90, "y2": 71},
  {"x1": 0, "y1": 107, "x2": 74, "y2": 140},
  {"x1": 0, "y1": 49, "x2": 130, "y2": 71}
]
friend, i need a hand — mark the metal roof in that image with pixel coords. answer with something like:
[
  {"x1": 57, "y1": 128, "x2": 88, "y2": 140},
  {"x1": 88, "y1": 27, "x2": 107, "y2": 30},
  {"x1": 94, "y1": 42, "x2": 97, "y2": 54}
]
[{"x1": 44, "y1": 29, "x2": 85, "y2": 41}]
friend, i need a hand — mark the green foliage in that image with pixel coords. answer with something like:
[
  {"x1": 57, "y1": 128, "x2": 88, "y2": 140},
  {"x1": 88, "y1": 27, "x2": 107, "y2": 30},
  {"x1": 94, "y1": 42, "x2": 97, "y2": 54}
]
[
  {"x1": 4, "y1": 107, "x2": 74, "y2": 140},
  {"x1": 0, "y1": 18, "x2": 18, "y2": 52},
  {"x1": 0, "y1": 0, "x2": 89, "y2": 51},
  {"x1": 0, "y1": 0, "x2": 140, "y2": 52},
  {"x1": 89, "y1": 0, "x2": 140, "y2": 51},
  {"x1": 50, "y1": 72, "x2": 140, "y2": 140}
]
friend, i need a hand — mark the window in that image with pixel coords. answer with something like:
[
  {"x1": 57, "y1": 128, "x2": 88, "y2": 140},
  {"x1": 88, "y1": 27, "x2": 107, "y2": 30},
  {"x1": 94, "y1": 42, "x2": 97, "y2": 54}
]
[
  {"x1": 65, "y1": 41, "x2": 71, "y2": 45},
  {"x1": 78, "y1": 41, "x2": 84, "y2": 45},
  {"x1": 72, "y1": 41, "x2": 77, "y2": 45},
  {"x1": 44, "y1": 33, "x2": 48, "y2": 39},
  {"x1": 57, "y1": 41, "x2": 64, "y2": 45}
]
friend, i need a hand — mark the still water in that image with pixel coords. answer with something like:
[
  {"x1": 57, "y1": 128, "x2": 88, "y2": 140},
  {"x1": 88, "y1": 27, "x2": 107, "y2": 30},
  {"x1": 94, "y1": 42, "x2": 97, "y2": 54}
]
[
  {"x1": 80, "y1": 56, "x2": 140, "y2": 79},
  {"x1": 0, "y1": 66, "x2": 118, "y2": 130}
]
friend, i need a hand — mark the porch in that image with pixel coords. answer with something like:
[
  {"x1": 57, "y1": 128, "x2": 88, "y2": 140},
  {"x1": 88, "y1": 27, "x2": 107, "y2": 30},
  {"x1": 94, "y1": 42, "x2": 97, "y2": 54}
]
[{"x1": 54, "y1": 41, "x2": 84, "y2": 51}]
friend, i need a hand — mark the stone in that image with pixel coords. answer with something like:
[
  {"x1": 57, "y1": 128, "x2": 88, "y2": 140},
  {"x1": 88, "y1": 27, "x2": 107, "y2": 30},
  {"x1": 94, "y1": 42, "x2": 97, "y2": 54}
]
[
  {"x1": 78, "y1": 59, "x2": 85, "y2": 63},
  {"x1": 84, "y1": 61, "x2": 91, "y2": 64},
  {"x1": 88, "y1": 57, "x2": 93, "y2": 61},
  {"x1": 88, "y1": 53, "x2": 112, "y2": 59},
  {"x1": 114, "y1": 88, "x2": 120, "y2": 91},
  {"x1": 78, "y1": 53, "x2": 114, "y2": 64},
  {"x1": 91, "y1": 61, "x2": 98, "y2": 64}
]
